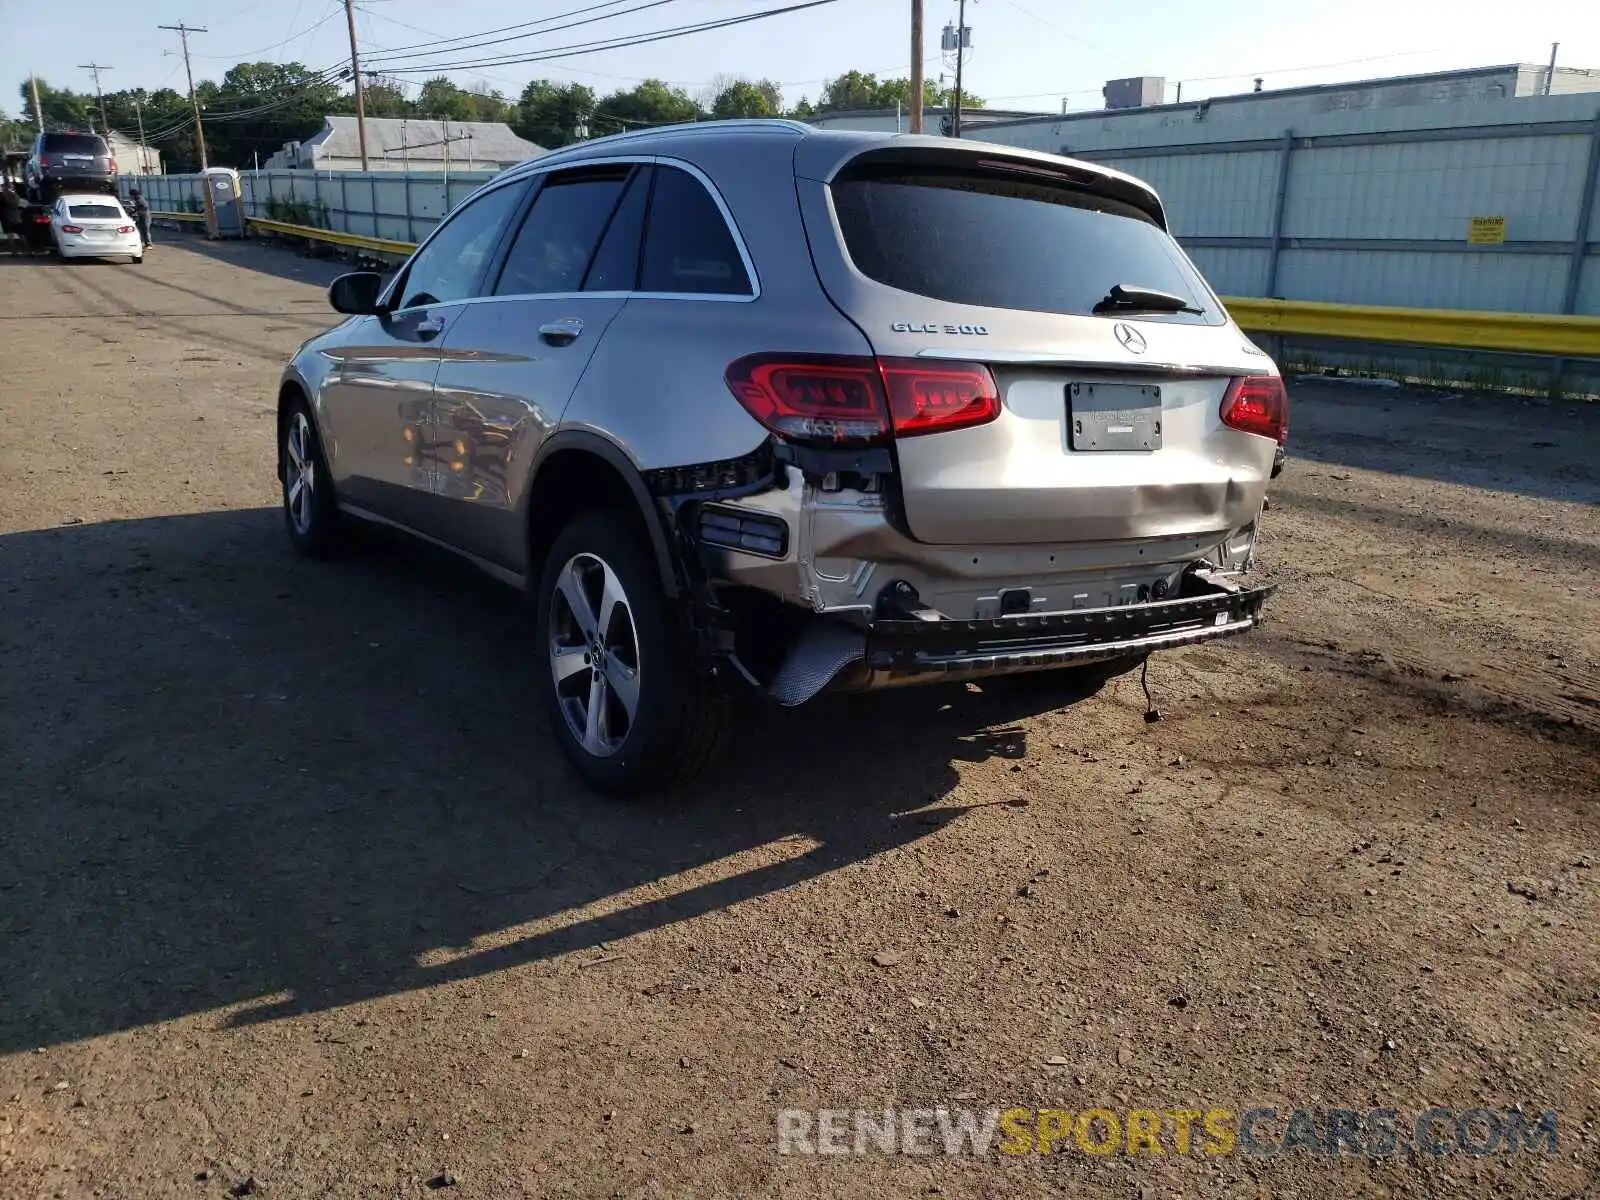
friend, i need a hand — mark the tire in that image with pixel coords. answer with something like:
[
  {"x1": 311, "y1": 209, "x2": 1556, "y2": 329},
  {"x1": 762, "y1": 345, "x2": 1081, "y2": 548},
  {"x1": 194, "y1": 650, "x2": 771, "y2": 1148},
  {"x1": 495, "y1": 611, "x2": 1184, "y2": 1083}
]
[
  {"x1": 536, "y1": 509, "x2": 727, "y2": 795},
  {"x1": 280, "y1": 398, "x2": 345, "y2": 557},
  {"x1": 131, "y1": 255, "x2": 143, "y2": 265}
]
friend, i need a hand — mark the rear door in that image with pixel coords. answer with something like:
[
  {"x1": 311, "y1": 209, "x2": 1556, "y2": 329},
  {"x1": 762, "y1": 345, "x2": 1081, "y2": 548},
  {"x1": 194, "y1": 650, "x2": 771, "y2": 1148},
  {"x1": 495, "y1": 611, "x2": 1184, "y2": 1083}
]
[
  {"x1": 318, "y1": 179, "x2": 528, "y2": 530},
  {"x1": 425, "y1": 163, "x2": 644, "y2": 569},
  {"x1": 797, "y1": 147, "x2": 1275, "y2": 546}
]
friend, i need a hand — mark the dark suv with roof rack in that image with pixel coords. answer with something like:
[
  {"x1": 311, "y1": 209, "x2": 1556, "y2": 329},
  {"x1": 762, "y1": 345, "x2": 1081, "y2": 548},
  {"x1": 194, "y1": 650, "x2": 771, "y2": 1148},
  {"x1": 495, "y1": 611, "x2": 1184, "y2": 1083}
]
[{"x1": 25, "y1": 131, "x2": 117, "y2": 203}]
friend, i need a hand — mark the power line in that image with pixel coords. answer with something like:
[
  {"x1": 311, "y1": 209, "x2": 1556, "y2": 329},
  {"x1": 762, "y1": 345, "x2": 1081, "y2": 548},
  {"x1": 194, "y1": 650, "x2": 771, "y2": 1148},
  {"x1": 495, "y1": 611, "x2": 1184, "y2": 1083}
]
[
  {"x1": 192, "y1": 7, "x2": 344, "y2": 60},
  {"x1": 78, "y1": 62, "x2": 114, "y2": 132},
  {"x1": 367, "y1": 0, "x2": 844, "y2": 76},
  {"x1": 365, "y1": 0, "x2": 683, "y2": 66}
]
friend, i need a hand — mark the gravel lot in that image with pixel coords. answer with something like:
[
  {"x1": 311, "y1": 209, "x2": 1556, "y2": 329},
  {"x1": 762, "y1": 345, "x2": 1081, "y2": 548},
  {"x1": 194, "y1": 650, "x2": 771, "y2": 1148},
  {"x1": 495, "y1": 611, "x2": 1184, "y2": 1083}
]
[{"x1": 1, "y1": 239, "x2": 1597, "y2": 1199}]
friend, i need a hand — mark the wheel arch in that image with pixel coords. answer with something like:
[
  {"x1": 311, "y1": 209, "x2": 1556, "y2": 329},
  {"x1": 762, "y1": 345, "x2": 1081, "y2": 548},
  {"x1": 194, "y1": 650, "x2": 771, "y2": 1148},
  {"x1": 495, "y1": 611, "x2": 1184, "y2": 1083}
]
[{"x1": 525, "y1": 431, "x2": 681, "y2": 598}]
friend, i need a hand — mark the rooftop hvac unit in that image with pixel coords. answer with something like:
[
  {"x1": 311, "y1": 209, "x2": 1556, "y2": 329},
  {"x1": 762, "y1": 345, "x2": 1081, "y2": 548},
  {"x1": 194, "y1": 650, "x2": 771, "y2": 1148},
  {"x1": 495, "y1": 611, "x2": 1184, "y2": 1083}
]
[{"x1": 1102, "y1": 76, "x2": 1166, "y2": 110}]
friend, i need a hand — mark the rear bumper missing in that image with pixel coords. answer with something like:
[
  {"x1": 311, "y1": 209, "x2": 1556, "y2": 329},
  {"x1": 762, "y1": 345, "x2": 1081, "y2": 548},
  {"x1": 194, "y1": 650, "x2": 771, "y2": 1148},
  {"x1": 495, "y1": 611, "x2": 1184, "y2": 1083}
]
[
  {"x1": 758, "y1": 575, "x2": 1275, "y2": 703},
  {"x1": 841, "y1": 577, "x2": 1274, "y2": 690}
]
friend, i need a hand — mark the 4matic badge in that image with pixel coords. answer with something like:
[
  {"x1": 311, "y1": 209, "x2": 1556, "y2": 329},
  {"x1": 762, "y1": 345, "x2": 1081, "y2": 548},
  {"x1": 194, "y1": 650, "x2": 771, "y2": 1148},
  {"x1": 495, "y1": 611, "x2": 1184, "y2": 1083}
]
[{"x1": 891, "y1": 321, "x2": 990, "y2": 335}]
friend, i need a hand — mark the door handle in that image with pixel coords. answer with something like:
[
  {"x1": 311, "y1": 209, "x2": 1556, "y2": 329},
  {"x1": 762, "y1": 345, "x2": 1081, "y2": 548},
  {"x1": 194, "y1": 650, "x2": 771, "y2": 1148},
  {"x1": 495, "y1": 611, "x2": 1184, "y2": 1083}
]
[
  {"x1": 539, "y1": 318, "x2": 583, "y2": 345},
  {"x1": 416, "y1": 315, "x2": 447, "y2": 339}
]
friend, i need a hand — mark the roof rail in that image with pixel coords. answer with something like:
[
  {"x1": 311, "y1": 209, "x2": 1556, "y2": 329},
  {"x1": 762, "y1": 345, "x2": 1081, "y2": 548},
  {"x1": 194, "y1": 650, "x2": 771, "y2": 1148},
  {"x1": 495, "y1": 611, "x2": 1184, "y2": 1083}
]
[{"x1": 509, "y1": 118, "x2": 812, "y2": 173}]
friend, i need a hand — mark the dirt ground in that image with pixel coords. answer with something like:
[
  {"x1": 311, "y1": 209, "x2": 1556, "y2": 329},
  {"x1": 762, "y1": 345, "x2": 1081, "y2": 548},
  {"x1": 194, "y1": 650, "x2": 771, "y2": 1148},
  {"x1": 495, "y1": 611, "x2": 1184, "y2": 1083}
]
[{"x1": 1, "y1": 238, "x2": 1597, "y2": 1200}]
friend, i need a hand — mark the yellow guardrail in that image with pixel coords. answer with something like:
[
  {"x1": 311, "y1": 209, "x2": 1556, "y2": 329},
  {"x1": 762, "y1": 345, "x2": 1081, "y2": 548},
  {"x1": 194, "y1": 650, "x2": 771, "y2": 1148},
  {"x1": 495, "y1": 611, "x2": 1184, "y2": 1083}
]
[
  {"x1": 1224, "y1": 296, "x2": 1600, "y2": 359},
  {"x1": 152, "y1": 210, "x2": 206, "y2": 223},
  {"x1": 245, "y1": 216, "x2": 416, "y2": 257},
  {"x1": 200, "y1": 215, "x2": 1600, "y2": 361}
]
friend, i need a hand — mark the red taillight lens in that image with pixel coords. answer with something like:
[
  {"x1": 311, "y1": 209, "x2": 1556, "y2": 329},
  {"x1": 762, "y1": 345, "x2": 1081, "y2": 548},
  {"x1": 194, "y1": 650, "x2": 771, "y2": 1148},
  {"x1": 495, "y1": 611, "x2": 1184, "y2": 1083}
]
[
  {"x1": 37, "y1": 154, "x2": 50, "y2": 167},
  {"x1": 1220, "y1": 375, "x2": 1289, "y2": 444},
  {"x1": 116, "y1": 225, "x2": 135, "y2": 234},
  {"x1": 726, "y1": 354, "x2": 889, "y2": 443},
  {"x1": 109, "y1": 157, "x2": 117, "y2": 173},
  {"x1": 879, "y1": 359, "x2": 1000, "y2": 436},
  {"x1": 726, "y1": 354, "x2": 1002, "y2": 444},
  {"x1": 60, "y1": 224, "x2": 83, "y2": 234}
]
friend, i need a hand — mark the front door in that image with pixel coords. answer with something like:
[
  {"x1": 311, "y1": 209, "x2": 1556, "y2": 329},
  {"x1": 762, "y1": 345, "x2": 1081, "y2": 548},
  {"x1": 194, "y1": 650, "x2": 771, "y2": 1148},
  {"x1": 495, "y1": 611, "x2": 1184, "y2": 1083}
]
[
  {"x1": 319, "y1": 304, "x2": 462, "y2": 530},
  {"x1": 315, "y1": 178, "x2": 531, "y2": 534}
]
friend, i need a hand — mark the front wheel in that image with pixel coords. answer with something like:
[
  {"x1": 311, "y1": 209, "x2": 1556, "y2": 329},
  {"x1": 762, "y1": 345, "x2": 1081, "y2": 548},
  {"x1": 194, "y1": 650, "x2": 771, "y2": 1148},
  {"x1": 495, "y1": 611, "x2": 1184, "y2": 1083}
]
[
  {"x1": 280, "y1": 400, "x2": 344, "y2": 557},
  {"x1": 536, "y1": 510, "x2": 727, "y2": 795}
]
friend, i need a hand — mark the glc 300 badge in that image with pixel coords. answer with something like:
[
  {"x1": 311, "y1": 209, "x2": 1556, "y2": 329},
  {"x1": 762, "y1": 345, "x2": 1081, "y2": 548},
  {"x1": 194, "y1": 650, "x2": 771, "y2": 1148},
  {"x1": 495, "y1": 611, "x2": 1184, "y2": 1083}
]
[{"x1": 891, "y1": 321, "x2": 989, "y2": 335}]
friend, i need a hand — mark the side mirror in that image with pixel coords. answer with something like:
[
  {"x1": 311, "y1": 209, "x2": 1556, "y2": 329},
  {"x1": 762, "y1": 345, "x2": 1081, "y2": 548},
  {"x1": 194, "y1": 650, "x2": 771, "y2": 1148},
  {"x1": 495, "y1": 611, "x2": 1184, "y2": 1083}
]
[{"x1": 329, "y1": 271, "x2": 385, "y2": 315}]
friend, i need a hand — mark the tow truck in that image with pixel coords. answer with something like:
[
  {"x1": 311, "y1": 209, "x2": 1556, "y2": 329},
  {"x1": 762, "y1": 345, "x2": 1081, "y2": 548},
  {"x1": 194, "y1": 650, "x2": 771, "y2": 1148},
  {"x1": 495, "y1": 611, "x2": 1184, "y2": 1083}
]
[{"x1": 3, "y1": 151, "x2": 55, "y2": 255}]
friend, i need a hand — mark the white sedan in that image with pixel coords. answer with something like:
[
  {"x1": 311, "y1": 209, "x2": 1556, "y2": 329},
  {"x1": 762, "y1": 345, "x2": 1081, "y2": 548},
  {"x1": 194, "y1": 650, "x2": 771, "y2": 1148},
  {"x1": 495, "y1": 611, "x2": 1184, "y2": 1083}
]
[{"x1": 49, "y1": 194, "x2": 143, "y2": 263}]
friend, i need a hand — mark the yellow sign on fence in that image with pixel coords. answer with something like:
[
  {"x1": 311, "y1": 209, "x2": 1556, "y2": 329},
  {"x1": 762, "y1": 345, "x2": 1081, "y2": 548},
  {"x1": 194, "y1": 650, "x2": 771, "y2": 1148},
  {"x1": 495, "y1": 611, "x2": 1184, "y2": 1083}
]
[{"x1": 1468, "y1": 215, "x2": 1507, "y2": 245}]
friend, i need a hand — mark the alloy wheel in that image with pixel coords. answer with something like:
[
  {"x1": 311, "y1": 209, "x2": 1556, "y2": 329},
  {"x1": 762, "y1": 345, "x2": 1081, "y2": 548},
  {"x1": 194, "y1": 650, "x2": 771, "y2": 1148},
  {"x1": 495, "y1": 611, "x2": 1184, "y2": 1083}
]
[
  {"x1": 284, "y1": 411, "x2": 316, "y2": 535},
  {"x1": 549, "y1": 552, "x2": 642, "y2": 758}
]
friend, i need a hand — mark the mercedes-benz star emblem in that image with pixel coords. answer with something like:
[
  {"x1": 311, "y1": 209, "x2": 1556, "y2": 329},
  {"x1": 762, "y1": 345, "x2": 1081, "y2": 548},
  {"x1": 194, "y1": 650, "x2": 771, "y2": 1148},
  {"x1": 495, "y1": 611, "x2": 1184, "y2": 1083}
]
[{"x1": 1113, "y1": 323, "x2": 1148, "y2": 354}]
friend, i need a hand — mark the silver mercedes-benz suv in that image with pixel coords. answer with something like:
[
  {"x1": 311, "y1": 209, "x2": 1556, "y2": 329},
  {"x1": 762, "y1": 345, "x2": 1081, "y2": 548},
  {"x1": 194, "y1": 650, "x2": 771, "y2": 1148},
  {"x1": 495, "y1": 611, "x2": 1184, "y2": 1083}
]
[{"x1": 277, "y1": 120, "x2": 1284, "y2": 793}]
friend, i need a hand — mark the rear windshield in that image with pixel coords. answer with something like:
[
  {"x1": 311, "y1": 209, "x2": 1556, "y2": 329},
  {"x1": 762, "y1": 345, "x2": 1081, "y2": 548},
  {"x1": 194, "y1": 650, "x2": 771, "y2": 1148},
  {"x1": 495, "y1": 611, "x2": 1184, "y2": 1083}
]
[
  {"x1": 43, "y1": 135, "x2": 109, "y2": 157},
  {"x1": 68, "y1": 203, "x2": 122, "y2": 219},
  {"x1": 831, "y1": 165, "x2": 1220, "y2": 324}
]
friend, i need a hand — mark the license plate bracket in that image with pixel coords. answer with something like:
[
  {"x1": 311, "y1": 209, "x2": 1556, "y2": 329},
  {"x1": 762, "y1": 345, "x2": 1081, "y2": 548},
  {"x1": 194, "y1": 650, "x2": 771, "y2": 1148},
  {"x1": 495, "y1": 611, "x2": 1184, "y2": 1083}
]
[{"x1": 1068, "y1": 382, "x2": 1162, "y2": 451}]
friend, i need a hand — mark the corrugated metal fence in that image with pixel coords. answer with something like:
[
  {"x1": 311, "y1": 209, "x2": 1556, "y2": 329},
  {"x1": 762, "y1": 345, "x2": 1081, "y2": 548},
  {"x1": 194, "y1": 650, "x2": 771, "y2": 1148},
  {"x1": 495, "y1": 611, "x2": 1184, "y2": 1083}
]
[
  {"x1": 975, "y1": 92, "x2": 1600, "y2": 393},
  {"x1": 125, "y1": 169, "x2": 499, "y2": 246}
]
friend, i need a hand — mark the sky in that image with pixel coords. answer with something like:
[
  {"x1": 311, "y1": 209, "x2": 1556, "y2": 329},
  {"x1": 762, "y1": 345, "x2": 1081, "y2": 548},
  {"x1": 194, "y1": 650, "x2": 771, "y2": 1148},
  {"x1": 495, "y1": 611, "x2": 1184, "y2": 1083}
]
[{"x1": 2, "y1": 0, "x2": 1595, "y2": 117}]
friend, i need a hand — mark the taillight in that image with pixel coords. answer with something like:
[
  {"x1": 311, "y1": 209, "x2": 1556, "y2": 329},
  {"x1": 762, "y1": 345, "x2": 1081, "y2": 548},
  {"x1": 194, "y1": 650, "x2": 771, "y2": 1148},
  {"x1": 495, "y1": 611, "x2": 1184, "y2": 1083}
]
[
  {"x1": 726, "y1": 354, "x2": 888, "y2": 443},
  {"x1": 1220, "y1": 375, "x2": 1288, "y2": 444},
  {"x1": 60, "y1": 224, "x2": 83, "y2": 234},
  {"x1": 37, "y1": 154, "x2": 50, "y2": 167},
  {"x1": 116, "y1": 224, "x2": 135, "y2": 234},
  {"x1": 879, "y1": 360, "x2": 1000, "y2": 436},
  {"x1": 109, "y1": 157, "x2": 117, "y2": 173},
  {"x1": 725, "y1": 354, "x2": 1000, "y2": 444}
]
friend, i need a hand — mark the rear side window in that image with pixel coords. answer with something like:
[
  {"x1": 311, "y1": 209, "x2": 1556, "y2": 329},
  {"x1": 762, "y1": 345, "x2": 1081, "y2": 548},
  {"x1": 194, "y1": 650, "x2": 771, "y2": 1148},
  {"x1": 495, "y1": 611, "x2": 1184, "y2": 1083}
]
[
  {"x1": 43, "y1": 135, "x2": 108, "y2": 156},
  {"x1": 582, "y1": 168, "x2": 650, "y2": 292},
  {"x1": 640, "y1": 167, "x2": 750, "y2": 296},
  {"x1": 68, "y1": 203, "x2": 122, "y2": 219},
  {"x1": 831, "y1": 165, "x2": 1219, "y2": 324},
  {"x1": 494, "y1": 168, "x2": 630, "y2": 296}
]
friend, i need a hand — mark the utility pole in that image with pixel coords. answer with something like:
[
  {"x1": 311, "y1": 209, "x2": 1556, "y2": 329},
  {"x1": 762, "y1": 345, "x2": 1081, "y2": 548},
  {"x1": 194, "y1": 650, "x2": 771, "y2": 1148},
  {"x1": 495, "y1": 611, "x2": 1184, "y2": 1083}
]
[
  {"x1": 79, "y1": 63, "x2": 113, "y2": 134},
  {"x1": 29, "y1": 75, "x2": 44, "y2": 132},
  {"x1": 951, "y1": 0, "x2": 968, "y2": 139},
  {"x1": 342, "y1": 0, "x2": 371, "y2": 170},
  {"x1": 159, "y1": 23, "x2": 209, "y2": 169},
  {"x1": 132, "y1": 97, "x2": 149, "y2": 171},
  {"x1": 1544, "y1": 42, "x2": 1560, "y2": 95},
  {"x1": 909, "y1": 0, "x2": 925, "y2": 134}
]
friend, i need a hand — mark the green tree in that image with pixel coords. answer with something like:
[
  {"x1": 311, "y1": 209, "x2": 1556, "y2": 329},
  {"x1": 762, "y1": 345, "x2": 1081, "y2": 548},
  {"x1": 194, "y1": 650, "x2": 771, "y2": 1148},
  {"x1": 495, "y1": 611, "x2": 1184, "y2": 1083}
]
[
  {"x1": 19, "y1": 78, "x2": 92, "y2": 129},
  {"x1": 416, "y1": 76, "x2": 479, "y2": 122},
  {"x1": 592, "y1": 78, "x2": 703, "y2": 134},
  {"x1": 711, "y1": 78, "x2": 782, "y2": 119},
  {"x1": 515, "y1": 79, "x2": 596, "y2": 147},
  {"x1": 818, "y1": 70, "x2": 880, "y2": 112},
  {"x1": 790, "y1": 95, "x2": 815, "y2": 120},
  {"x1": 359, "y1": 78, "x2": 411, "y2": 119}
]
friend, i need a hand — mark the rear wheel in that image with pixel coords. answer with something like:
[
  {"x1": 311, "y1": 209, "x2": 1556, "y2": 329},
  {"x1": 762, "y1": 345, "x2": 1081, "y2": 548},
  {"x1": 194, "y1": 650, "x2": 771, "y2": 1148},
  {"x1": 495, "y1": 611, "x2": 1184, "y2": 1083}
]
[{"x1": 536, "y1": 510, "x2": 726, "y2": 795}]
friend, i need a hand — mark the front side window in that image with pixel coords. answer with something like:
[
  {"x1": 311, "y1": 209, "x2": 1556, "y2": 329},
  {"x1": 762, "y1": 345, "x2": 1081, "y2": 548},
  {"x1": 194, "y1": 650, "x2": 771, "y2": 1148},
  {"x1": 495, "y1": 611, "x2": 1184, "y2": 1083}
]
[
  {"x1": 396, "y1": 182, "x2": 526, "y2": 310},
  {"x1": 639, "y1": 166, "x2": 751, "y2": 296},
  {"x1": 493, "y1": 168, "x2": 632, "y2": 297}
]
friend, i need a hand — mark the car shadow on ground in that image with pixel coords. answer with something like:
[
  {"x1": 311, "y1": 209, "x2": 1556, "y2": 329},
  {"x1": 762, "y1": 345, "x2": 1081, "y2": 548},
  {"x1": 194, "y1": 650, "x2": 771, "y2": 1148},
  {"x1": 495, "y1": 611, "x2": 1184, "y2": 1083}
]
[{"x1": 0, "y1": 507, "x2": 1088, "y2": 1051}]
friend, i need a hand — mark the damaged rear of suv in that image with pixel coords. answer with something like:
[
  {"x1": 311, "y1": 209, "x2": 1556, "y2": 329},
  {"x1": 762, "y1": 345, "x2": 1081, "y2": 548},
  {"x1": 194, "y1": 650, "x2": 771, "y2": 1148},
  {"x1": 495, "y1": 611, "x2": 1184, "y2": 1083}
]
[{"x1": 281, "y1": 121, "x2": 1282, "y2": 794}]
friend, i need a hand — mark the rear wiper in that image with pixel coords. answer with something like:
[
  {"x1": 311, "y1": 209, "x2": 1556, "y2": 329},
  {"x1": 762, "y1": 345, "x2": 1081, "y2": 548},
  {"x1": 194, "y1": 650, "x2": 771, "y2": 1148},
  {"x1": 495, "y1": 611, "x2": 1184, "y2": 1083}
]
[{"x1": 1092, "y1": 283, "x2": 1205, "y2": 316}]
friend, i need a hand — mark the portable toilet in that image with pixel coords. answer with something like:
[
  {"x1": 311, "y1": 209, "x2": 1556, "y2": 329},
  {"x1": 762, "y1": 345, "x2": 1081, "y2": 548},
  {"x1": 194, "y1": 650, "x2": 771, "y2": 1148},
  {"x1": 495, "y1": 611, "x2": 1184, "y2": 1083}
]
[{"x1": 200, "y1": 167, "x2": 245, "y2": 238}]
